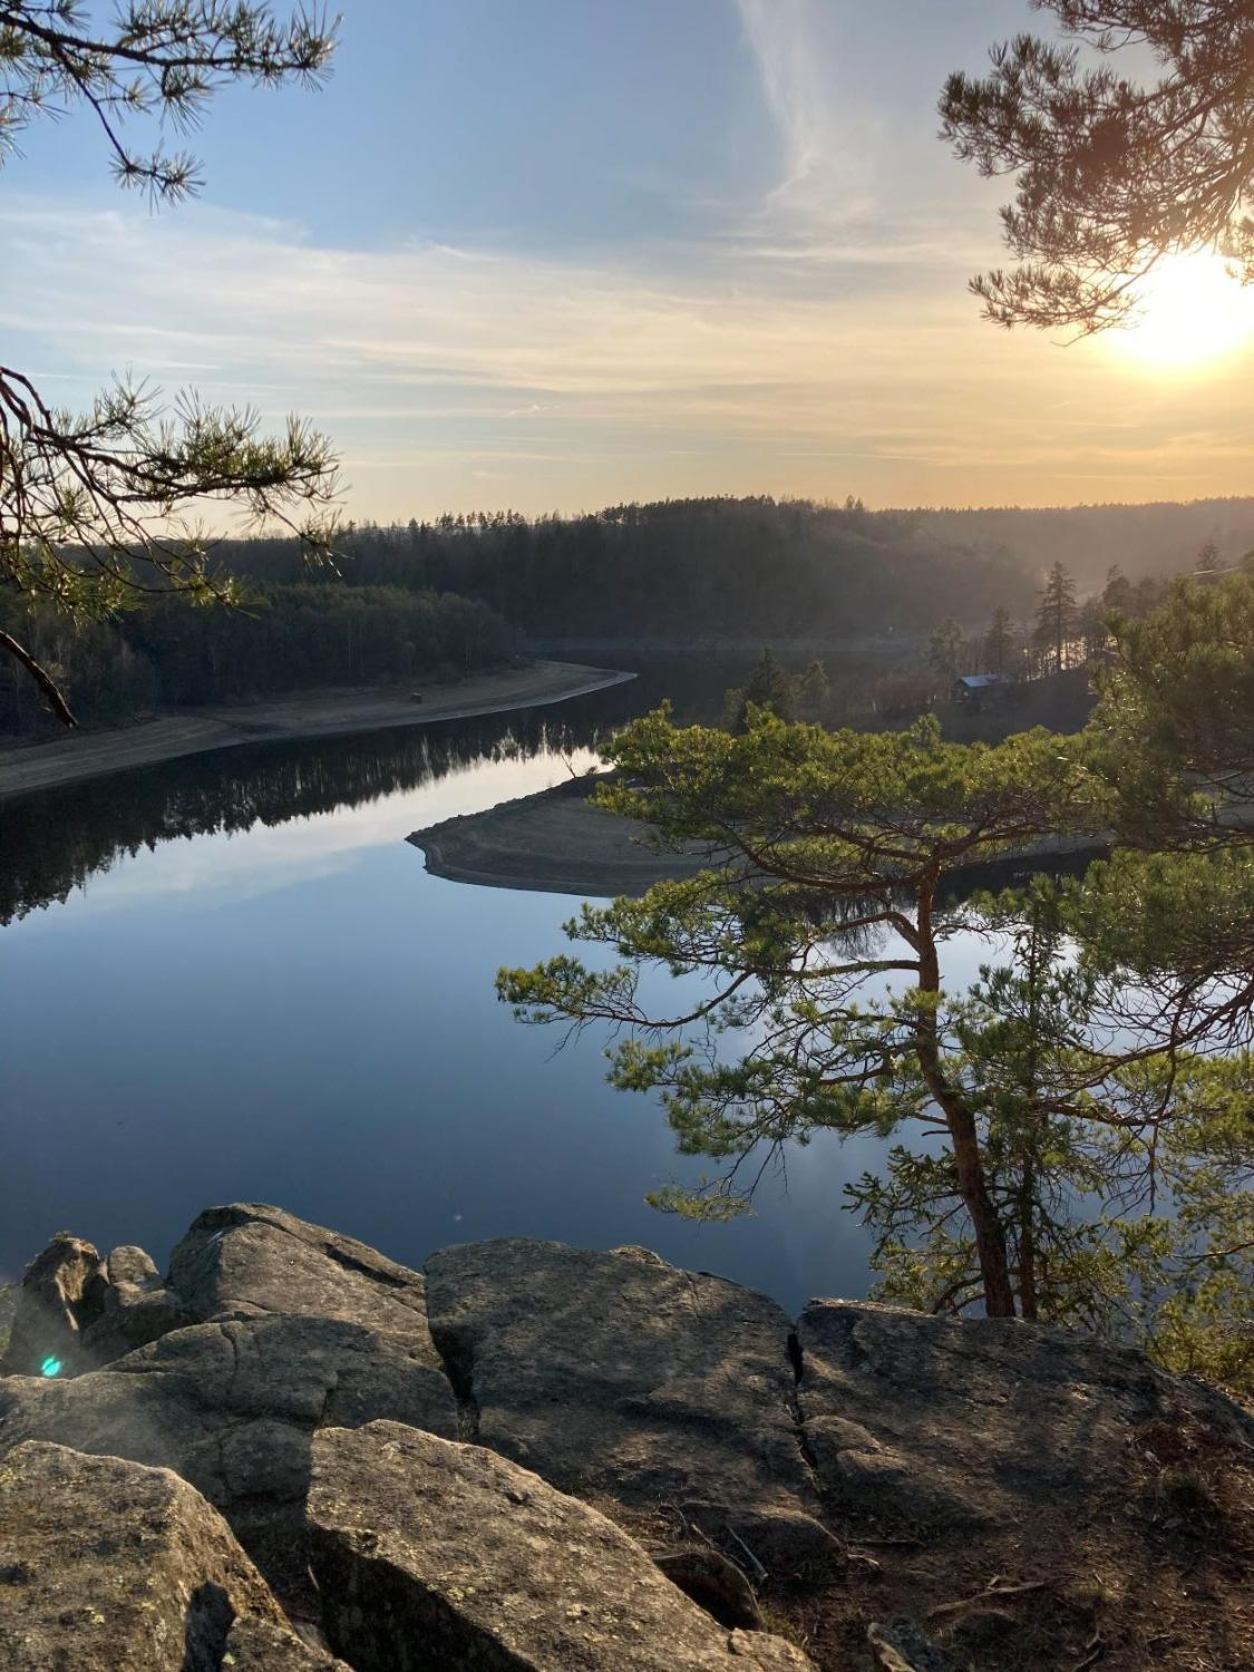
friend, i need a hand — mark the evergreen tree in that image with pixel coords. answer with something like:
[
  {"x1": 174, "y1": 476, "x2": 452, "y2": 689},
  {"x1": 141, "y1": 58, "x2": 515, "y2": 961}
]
[
  {"x1": 0, "y1": 4, "x2": 340, "y2": 723},
  {"x1": 1034, "y1": 562, "x2": 1079, "y2": 673},
  {"x1": 927, "y1": 618, "x2": 967, "y2": 683},
  {"x1": 1102, "y1": 565, "x2": 1136, "y2": 616},
  {"x1": 983, "y1": 607, "x2": 1016, "y2": 676},
  {"x1": 726, "y1": 649, "x2": 796, "y2": 732},
  {"x1": 797, "y1": 658, "x2": 831, "y2": 719},
  {"x1": 941, "y1": 1, "x2": 1253, "y2": 332}
]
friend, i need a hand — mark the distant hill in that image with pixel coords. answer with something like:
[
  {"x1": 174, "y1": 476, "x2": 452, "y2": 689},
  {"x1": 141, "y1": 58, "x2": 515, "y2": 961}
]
[
  {"x1": 213, "y1": 494, "x2": 1254, "y2": 644},
  {"x1": 904, "y1": 498, "x2": 1254, "y2": 593}
]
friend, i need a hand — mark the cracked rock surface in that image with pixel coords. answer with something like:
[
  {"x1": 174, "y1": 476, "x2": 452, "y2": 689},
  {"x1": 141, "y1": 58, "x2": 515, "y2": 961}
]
[
  {"x1": 2, "y1": 1206, "x2": 1250, "y2": 1670},
  {"x1": 423, "y1": 1237, "x2": 838, "y2": 1571},
  {"x1": 308, "y1": 1419, "x2": 814, "y2": 1670},
  {"x1": 0, "y1": 1313, "x2": 457, "y2": 1612},
  {"x1": 0, "y1": 1439, "x2": 292, "y2": 1671}
]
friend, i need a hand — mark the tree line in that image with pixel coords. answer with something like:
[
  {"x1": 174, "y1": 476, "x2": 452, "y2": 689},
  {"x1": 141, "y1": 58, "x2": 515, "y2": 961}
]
[
  {"x1": 0, "y1": 585, "x2": 514, "y2": 737},
  {"x1": 210, "y1": 498, "x2": 1041, "y2": 642}
]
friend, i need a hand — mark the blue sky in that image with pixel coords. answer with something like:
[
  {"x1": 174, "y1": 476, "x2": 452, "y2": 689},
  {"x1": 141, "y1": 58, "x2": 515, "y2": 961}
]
[{"x1": 2, "y1": 1, "x2": 1250, "y2": 519}]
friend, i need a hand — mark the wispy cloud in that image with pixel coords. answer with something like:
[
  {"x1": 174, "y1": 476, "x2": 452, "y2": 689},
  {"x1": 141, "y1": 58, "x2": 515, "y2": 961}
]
[
  {"x1": 0, "y1": 196, "x2": 1248, "y2": 517},
  {"x1": 733, "y1": 0, "x2": 876, "y2": 226}
]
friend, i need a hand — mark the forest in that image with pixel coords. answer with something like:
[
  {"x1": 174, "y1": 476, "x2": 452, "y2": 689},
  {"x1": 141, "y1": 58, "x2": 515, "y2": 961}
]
[
  {"x1": 214, "y1": 493, "x2": 1254, "y2": 640},
  {"x1": 4, "y1": 493, "x2": 1251, "y2": 738},
  {"x1": 0, "y1": 584, "x2": 514, "y2": 736}
]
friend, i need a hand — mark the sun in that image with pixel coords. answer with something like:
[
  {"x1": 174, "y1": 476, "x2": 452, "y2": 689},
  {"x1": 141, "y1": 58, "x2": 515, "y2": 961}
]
[{"x1": 1113, "y1": 249, "x2": 1253, "y2": 368}]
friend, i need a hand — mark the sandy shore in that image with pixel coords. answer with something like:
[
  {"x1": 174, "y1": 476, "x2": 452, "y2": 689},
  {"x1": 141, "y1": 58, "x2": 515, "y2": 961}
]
[
  {"x1": 410, "y1": 775, "x2": 1118, "y2": 900},
  {"x1": 410, "y1": 776, "x2": 706, "y2": 898},
  {"x1": 0, "y1": 661, "x2": 636, "y2": 802}
]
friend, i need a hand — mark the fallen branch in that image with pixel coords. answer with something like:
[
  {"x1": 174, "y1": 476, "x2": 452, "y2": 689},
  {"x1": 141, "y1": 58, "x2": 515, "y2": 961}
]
[{"x1": 926, "y1": 1577, "x2": 1051, "y2": 1621}]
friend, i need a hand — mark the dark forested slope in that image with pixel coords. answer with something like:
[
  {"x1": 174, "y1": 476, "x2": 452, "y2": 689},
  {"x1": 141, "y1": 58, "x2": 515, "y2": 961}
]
[
  {"x1": 214, "y1": 498, "x2": 1032, "y2": 640},
  {"x1": 215, "y1": 494, "x2": 1254, "y2": 643}
]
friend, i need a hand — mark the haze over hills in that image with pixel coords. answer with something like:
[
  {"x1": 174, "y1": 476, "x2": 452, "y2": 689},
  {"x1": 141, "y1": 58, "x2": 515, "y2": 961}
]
[
  {"x1": 217, "y1": 492, "x2": 1254, "y2": 641},
  {"x1": 906, "y1": 496, "x2": 1254, "y2": 592}
]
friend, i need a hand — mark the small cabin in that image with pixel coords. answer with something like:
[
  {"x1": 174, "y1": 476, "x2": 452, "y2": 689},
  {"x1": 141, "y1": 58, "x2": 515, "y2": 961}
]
[{"x1": 952, "y1": 673, "x2": 1008, "y2": 708}]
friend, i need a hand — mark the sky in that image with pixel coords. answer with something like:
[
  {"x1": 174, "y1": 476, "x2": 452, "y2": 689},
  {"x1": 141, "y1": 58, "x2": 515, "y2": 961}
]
[{"x1": 2, "y1": 0, "x2": 1251, "y2": 521}]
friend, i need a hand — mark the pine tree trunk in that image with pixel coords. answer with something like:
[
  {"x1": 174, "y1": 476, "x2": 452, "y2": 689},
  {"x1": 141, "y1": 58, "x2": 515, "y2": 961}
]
[{"x1": 915, "y1": 881, "x2": 1018, "y2": 1319}]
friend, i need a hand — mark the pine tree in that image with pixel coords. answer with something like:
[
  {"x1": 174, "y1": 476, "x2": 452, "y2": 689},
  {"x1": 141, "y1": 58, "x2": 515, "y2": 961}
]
[
  {"x1": 1034, "y1": 563, "x2": 1079, "y2": 674},
  {"x1": 941, "y1": 2, "x2": 1253, "y2": 332},
  {"x1": 983, "y1": 607, "x2": 1016, "y2": 676},
  {"x1": 928, "y1": 618, "x2": 967, "y2": 683},
  {"x1": 0, "y1": 4, "x2": 340, "y2": 724}
]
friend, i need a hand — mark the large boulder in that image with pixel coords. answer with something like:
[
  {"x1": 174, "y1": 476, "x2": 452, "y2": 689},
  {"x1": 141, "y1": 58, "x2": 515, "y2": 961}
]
[
  {"x1": 422, "y1": 1238, "x2": 838, "y2": 1576},
  {"x1": 0, "y1": 1440, "x2": 290, "y2": 1670},
  {"x1": 170, "y1": 1202, "x2": 434, "y2": 1336},
  {"x1": 0, "y1": 1312, "x2": 458, "y2": 1613},
  {"x1": 796, "y1": 1301, "x2": 1254, "y2": 1669},
  {"x1": 796, "y1": 1299, "x2": 1253, "y2": 1534},
  {"x1": 0, "y1": 1233, "x2": 109, "y2": 1377},
  {"x1": 308, "y1": 1419, "x2": 814, "y2": 1671}
]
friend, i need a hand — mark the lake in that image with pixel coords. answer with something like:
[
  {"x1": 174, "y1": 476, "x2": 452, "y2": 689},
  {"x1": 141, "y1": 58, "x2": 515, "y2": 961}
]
[{"x1": 0, "y1": 668, "x2": 1022, "y2": 1315}]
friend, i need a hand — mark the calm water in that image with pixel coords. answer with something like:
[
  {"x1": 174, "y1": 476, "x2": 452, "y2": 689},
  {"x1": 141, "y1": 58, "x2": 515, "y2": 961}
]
[{"x1": 0, "y1": 670, "x2": 1005, "y2": 1314}]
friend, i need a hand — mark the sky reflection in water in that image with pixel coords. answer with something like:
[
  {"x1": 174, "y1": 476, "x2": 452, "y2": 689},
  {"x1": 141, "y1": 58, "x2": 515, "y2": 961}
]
[{"x1": 0, "y1": 687, "x2": 1010, "y2": 1314}]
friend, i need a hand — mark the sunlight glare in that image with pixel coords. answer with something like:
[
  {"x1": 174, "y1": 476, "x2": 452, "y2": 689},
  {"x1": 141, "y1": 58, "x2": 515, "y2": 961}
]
[{"x1": 1115, "y1": 250, "x2": 1253, "y2": 368}]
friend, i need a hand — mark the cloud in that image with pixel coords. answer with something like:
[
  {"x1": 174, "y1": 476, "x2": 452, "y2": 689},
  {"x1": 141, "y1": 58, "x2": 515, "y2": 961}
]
[
  {"x1": 0, "y1": 195, "x2": 1248, "y2": 517},
  {"x1": 733, "y1": 0, "x2": 877, "y2": 224}
]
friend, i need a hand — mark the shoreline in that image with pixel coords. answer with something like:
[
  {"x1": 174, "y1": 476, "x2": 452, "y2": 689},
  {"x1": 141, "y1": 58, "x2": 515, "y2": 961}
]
[
  {"x1": 410, "y1": 776, "x2": 708, "y2": 898},
  {"x1": 0, "y1": 661, "x2": 636, "y2": 803},
  {"x1": 410, "y1": 774, "x2": 1112, "y2": 899}
]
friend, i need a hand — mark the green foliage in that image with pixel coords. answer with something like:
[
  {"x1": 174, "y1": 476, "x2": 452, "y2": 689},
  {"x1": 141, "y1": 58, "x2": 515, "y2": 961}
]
[
  {"x1": 501, "y1": 626, "x2": 1253, "y2": 1364},
  {"x1": 941, "y1": 1, "x2": 1254, "y2": 330},
  {"x1": 1093, "y1": 561, "x2": 1254, "y2": 828},
  {"x1": 501, "y1": 706, "x2": 1116, "y2": 1318},
  {"x1": 723, "y1": 652, "x2": 833, "y2": 732},
  {"x1": 724, "y1": 649, "x2": 796, "y2": 731},
  {"x1": 215, "y1": 497, "x2": 1042, "y2": 644},
  {"x1": 0, "y1": 5, "x2": 340, "y2": 722},
  {"x1": 0, "y1": 585, "x2": 513, "y2": 734}
]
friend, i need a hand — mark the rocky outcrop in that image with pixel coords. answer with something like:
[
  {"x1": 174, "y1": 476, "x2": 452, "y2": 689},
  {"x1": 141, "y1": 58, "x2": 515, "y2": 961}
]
[
  {"x1": 0, "y1": 1232, "x2": 109, "y2": 1377},
  {"x1": 169, "y1": 1203, "x2": 436, "y2": 1337},
  {"x1": 797, "y1": 1296, "x2": 1252, "y2": 1531},
  {"x1": 0, "y1": 1206, "x2": 1250, "y2": 1671},
  {"x1": 423, "y1": 1238, "x2": 841, "y2": 1573},
  {"x1": 0, "y1": 1440, "x2": 293, "y2": 1670},
  {"x1": 798, "y1": 1298, "x2": 1254, "y2": 1668},
  {"x1": 307, "y1": 1420, "x2": 812, "y2": 1670},
  {"x1": 0, "y1": 1311, "x2": 458, "y2": 1614}
]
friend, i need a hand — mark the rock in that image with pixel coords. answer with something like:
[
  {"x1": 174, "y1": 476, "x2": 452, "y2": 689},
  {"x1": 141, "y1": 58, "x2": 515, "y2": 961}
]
[
  {"x1": 80, "y1": 1283, "x2": 192, "y2": 1367},
  {"x1": 676, "y1": 1499, "x2": 845, "y2": 1580},
  {"x1": 222, "y1": 1615, "x2": 350, "y2": 1668},
  {"x1": 653, "y1": 1547, "x2": 762, "y2": 1629},
  {"x1": 0, "y1": 1232, "x2": 109, "y2": 1377},
  {"x1": 867, "y1": 1619, "x2": 961, "y2": 1672},
  {"x1": 0, "y1": 1312, "x2": 458, "y2": 1612},
  {"x1": 423, "y1": 1238, "x2": 835, "y2": 1572},
  {"x1": 308, "y1": 1419, "x2": 814, "y2": 1670},
  {"x1": 611, "y1": 1244, "x2": 673, "y2": 1266},
  {"x1": 169, "y1": 1201, "x2": 433, "y2": 1335},
  {"x1": 0, "y1": 1439, "x2": 288, "y2": 1671},
  {"x1": 795, "y1": 1299, "x2": 1254, "y2": 1538},
  {"x1": 106, "y1": 1244, "x2": 160, "y2": 1286}
]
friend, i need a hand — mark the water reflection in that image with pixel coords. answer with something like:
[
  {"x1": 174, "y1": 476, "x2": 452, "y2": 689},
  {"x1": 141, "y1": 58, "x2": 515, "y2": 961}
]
[{"x1": 0, "y1": 699, "x2": 620, "y2": 924}]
